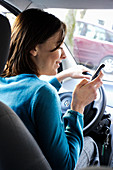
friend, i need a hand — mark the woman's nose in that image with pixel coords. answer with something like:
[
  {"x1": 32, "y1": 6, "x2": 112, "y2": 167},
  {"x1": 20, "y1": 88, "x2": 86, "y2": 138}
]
[{"x1": 61, "y1": 48, "x2": 66, "y2": 59}]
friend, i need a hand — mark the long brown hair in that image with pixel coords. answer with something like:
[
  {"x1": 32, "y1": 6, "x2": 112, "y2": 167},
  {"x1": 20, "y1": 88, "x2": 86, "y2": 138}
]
[{"x1": 2, "y1": 8, "x2": 66, "y2": 77}]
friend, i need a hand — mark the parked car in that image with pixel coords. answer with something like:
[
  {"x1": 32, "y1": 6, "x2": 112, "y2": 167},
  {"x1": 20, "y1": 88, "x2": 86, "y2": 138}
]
[{"x1": 73, "y1": 20, "x2": 113, "y2": 73}]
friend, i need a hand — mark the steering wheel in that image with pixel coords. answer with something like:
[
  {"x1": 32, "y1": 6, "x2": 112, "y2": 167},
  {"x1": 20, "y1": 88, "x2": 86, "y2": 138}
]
[{"x1": 59, "y1": 84, "x2": 106, "y2": 136}]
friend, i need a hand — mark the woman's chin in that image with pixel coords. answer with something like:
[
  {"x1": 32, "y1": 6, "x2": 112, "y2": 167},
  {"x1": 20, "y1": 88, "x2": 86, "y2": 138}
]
[{"x1": 49, "y1": 69, "x2": 58, "y2": 75}]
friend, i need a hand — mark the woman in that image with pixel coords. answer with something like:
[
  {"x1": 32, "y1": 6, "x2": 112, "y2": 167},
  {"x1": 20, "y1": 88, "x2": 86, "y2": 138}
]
[{"x1": 0, "y1": 9, "x2": 103, "y2": 170}]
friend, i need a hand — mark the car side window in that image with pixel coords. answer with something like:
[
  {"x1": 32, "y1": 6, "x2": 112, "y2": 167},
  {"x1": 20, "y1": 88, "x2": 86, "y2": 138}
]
[
  {"x1": 85, "y1": 24, "x2": 96, "y2": 39},
  {"x1": 94, "y1": 26, "x2": 106, "y2": 41},
  {"x1": 74, "y1": 22, "x2": 85, "y2": 36},
  {"x1": 0, "y1": 5, "x2": 16, "y2": 26},
  {"x1": 106, "y1": 31, "x2": 113, "y2": 42}
]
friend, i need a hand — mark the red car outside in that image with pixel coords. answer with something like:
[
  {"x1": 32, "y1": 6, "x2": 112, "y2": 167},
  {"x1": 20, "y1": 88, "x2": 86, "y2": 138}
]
[{"x1": 73, "y1": 20, "x2": 113, "y2": 73}]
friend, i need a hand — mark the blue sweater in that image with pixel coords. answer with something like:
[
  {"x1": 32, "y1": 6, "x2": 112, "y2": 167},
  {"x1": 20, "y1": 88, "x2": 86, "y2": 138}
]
[{"x1": 0, "y1": 74, "x2": 83, "y2": 170}]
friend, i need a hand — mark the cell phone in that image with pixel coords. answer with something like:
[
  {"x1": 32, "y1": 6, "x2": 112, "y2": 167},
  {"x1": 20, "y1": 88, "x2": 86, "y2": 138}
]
[{"x1": 91, "y1": 64, "x2": 105, "y2": 80}]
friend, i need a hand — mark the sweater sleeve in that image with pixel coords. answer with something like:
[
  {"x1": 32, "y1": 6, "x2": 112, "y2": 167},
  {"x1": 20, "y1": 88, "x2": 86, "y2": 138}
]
[
  {"x1": 31, "y1": 83, "x2": 84, "y2": 170},
  {"x1": 49, "y1": 77, "x2": 61, "y2": 91}
]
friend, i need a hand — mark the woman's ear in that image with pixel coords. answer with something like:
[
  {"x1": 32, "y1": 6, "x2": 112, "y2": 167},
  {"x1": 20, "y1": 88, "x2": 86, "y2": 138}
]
[{"x1": 30, "y1": 46, "x2": 38, "y2": 56}]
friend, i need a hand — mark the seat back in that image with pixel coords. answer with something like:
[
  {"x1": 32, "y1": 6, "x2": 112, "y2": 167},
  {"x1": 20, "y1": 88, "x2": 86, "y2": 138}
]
[{"x1": 0, "y1": 14, "x2": 51, "y2": 170}]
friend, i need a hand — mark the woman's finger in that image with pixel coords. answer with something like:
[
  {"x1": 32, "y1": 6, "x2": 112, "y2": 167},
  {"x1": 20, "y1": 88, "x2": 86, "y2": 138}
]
[{"x1": 90, "y1": 71, "x2": 103, "y2": 89}]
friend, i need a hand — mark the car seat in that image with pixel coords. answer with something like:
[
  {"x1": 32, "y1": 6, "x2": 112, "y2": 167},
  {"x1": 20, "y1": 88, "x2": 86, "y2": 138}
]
[{"x1": 0, "y1": 13, "x2": 51, "y2": 170}]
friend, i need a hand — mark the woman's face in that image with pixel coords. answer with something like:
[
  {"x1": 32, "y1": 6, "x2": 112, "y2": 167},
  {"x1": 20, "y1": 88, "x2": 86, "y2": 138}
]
[{"x1": 31, "y1": 30, "x2": 66, "y2": 76}]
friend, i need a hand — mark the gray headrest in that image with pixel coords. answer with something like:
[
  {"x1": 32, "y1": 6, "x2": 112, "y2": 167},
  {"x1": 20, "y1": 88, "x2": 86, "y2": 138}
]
[{"x1": 0, "y1": 14, "x2": 11, "y2": 74}]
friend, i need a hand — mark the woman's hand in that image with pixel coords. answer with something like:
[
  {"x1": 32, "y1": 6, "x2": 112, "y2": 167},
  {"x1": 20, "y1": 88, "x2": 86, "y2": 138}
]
[
  {"x1": 71, "y1": 71, "x2": 104, "y2": 114},
  {"x1": 56, "y1": 65, "x2": 91, "y2": 83},
  {"x1": 67, "y1": 65, "x2": 91, "y2": 79}
]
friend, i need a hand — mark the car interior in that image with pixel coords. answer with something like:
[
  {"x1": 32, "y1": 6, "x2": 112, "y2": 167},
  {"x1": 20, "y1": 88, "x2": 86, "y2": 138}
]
[{"x1": 0, "y1": 0, "x2": 113, "y2": 169}]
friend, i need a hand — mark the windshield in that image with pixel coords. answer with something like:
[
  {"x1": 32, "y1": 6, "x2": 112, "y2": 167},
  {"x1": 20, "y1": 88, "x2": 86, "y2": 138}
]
[
  {"x1": 45, "y1": 8, "x2": 113, "y2": 82},
  {"x1": 1, "y1": 5, "x2": 113, "y2": 82}
]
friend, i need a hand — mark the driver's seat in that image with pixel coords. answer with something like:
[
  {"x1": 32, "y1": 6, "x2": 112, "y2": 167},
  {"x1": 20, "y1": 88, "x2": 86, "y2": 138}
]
[{"x1": 0, "y1": 14, "x2": 51, "y2": 170}]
